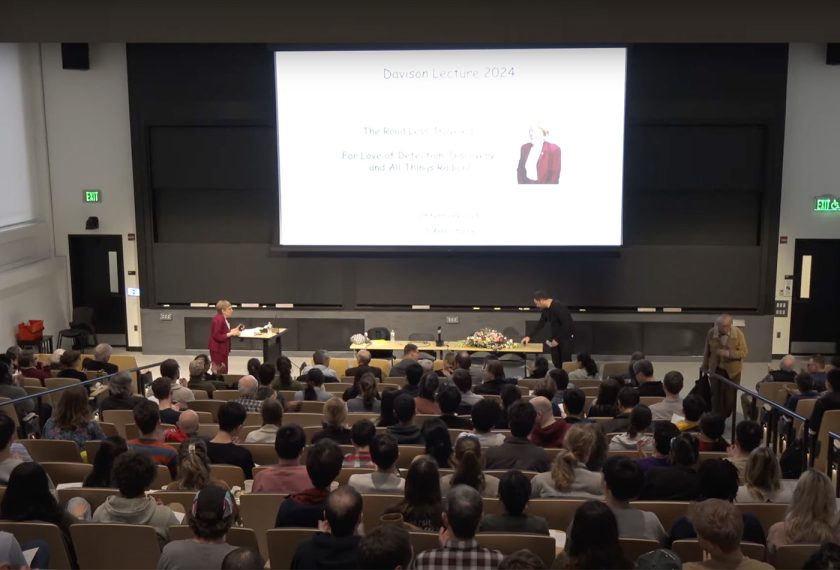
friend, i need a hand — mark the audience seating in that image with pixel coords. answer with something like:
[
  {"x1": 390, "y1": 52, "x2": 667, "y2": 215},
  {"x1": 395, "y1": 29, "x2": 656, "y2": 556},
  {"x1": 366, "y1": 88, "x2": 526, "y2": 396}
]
[
  {"x1": 447, "y1": 429, "x2": 511, "y2": 444},
  {"x1": 360, "y1": 493, "x2": 402, "y2": 531},
  {"x1": 631, "y1": 501, "x2": 689, "y2": 531},
  {"x1": 57, "y1": 487, "x2": 116, "y2": 512},
  {"x1": 266, "y1": 528, "x2": 318, "y2": 570},
  {"x1": 335, "y1": 468, "x2": 374, "y2": 484},
  {"x1": 277, "y1": 390, "x2": 296, "y2": 401},
  {"x1": 485, "y1": 470, "x2": 538, "y2": 480},
  {"x1": 190, "y1": 389, "x2": 209, "y2": 400},
  {"x1": 369, "y1": 359, "x2": 391, "y2": 376},
  {"x1": 561, "y1": 362, "x2": 578, "y2": 373},
  {"x1": 240, "y1": 494, "x2": 287, "y2": 558},
  {"x1": 209, "y1": 464, "x2": 245, "y2": 488},
  {"x1": 20, "y1": 439, "x2": 82, "y2": 463},
  {"x1": 99, "y1": 422, "x2": 118, "y2": 437},
  {"x1": 240, "y1": 444, "x2": 278, "y2": 466},
  {"x1": 408, "y1": 531, "x2": 441, "y2": 560},
  {"x1": 734, "y1": 503, "x2": 787, "y2": 535},
  {"x1": 151, "y1": 491, "x2": 198, "y2": 513},
  {"x1": 244, "y1": 412, "x2": 262, "y2": 427},
  {"x1": 600, "y1": 362, "x2": 627, "y2": 378},
  {"x1": 126, "y1": 423, "x2": 176, "y2": 439},
  {"x1": 639, "y1": 396, "x2": 663, "y2": 407},
  {"x1": 794, "y1": 398, "x2": 817, "y2": 437},
  {"x1": 346, "y1": 412, "x2": 379, "y2": 423},
  {"x1": 813, "y1": 410, "x2": 840, "y2": 473},
  {"x1": 152, "y1": 464, "x2": 173, "y2": 490},
  {"x1": 303, "y1": 426, "x2": 321, "y2": 442},
  {"x1": 475, "y1": 533, "x2": 556, "y2": 567},
  {"x1": 572, "y1": 379, "x2": 602, "y2": 389},
  {"x1": 282, "y1": 413, "x2": 324, "y2": 428},
  {"x1": 0, "y1": 522, "x2": 74, "y2": 570},
  {"x1": 101, "y1": 409, "x2": 137, "y2": 438},
  {"x1": 20, "y1": 377, "x2": 42, "y2": 388},
  {"x1": 187, "y1": 400, "x2": 224, "y2": 421},
  {"x1": 195, "y1": 423, "x2": 220, "y2": 438},
  {"x1": 671, "y1": 539, "x2": 765, "y2": 563},
  {"x1": 384, "y1": 377, "x2": 408, "y2": 388},
  {"x1": 0, "y1": 399, "x2": 20, "y2": 429},
  {"x1": 222, "y1": 374, "x2": 241, "y2": 388},
  {"x1": 167, "y1": 525, "x2": 260, "y2": 551},
  {"x1": 395, "y1": 445, "x2": 426, "y2": 469},
  {"x1": 325, "y1": 383, "x2": 349, "y2": 393},
  {"x1": 295, "y1": 400, "x2": 326, "y2": 413},
  {"x1": 527, "y1": 498, "x2": 586, "y2": 530},
  {"x1": 618, "y1": 538, "x2": 664, "y2": 561},
  {"x1": 240, "y1": 425, "x2": 261, "y2": 440},
  {"x1": 579, "y1": 386, "x2": 600, "y2": 397},
  {"x1": 482, "y1": 497, "x2": 503, "y2": 516},
  {"x1": 40, "y1": 461, "x2": 92, "y2": 485},
  {"x1": 757, "y1": 381, "x2": 794, "y2": 408},
  {"x1": 104, "y1": 355, "x2": 140, "y2": 389},
  {"x1": 71, "y1": 523, "x2": 161, "y2": 569},
  {"x1": 212, "y1": 390, "x2": 239, "y2": 401},
  {"x1": 771, "y1": 544, "x2": 821, "y2": 568}
]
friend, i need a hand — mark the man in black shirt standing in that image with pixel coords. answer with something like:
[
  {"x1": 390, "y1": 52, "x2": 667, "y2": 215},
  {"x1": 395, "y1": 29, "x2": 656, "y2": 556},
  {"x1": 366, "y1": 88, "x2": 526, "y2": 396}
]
[{"x1": 521, "y1": 290, "x2": 574, "y2": 368}]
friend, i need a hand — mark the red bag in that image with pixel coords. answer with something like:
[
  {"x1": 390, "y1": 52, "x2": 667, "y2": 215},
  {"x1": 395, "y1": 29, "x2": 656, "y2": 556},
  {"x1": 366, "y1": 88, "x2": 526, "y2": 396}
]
[{"x1": 17, "y1": 320, "x2": 45, "y2": 341}]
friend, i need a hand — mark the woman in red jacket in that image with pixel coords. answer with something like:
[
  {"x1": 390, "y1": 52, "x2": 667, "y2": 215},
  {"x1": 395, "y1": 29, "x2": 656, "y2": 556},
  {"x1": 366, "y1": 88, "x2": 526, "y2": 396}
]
[{"x1": 208, "y1": 300, "x2": 241, "y2": 374}]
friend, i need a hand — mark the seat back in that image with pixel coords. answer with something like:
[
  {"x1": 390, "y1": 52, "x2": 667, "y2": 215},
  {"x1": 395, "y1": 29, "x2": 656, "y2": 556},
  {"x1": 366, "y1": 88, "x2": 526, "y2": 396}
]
[
  {"x1": 190, "y1": 389, "x2": 209, "y2": 400},
  {"x1": 370, "y1": 359, "x2": 392, "y2": 377},
  {"x1": 196, "y1": 423, "x2": 220, "y2": 438},
  {"x1": 601, "y1": 362, "x2": 628, "y2": 378},
  {"x1": 222, "y1": 374, "x2": 242, "y2": 388},
  {"x1": 187, "y1": 400, "x2": 224, "y2": 421},
  {"x1": 282, "y1": 413, "x2": 325, "y2": 427},
  {"x1": 106, "y1": 355, "x2": 140, "y2": 390},
  {"x1": 240, "y1": 493, "x2": 287, "y2": 558},
  {"x1": 336, "y1": 468, "x2": 374, "y2": 485},
  {"x1": 20, "y1": 439, "x2": 82, "y2": 463},
  {"x1": 618, "y1": 538, "x2": 662, "y2": 561},
  {"x1": 101, "y1": 409, "x2": 136, "y2": 438},
  {"x1": 772, "y1": 544, "x2": 821, "y2": 568},
  {"x1": 757, "y1": 381, "x2": 794, "y2": 406},
  {"x1": 296, "y1": 400, "x2": 326, "y2": 413},
  {"x1": 70, "y1": 523, "x2": 161, "y2": 569},
  {"x1": 408, "y1": 531, "x2": 441, "y2": 559},
  {"x1": 239, "y1": 443, "x2": 278, "y2": 466},
  {"x1": 267, "y1": 528, "x2": 318, "y2": 570},
  {"x1": 58, "y1": 486, "x2": 117, "y2": 512},
  {"x1": 40, "y1": 461, "x2": 93, "y2": 485},
  {"x1": 795, "y1": 398, "x2": 818, "y2": 436},
  {"x1": 361, "y1": 493, "x2": 402, "y2": 531},
  {"x1": 244, "y1": 412, "x2": 262, "y2": 426},
  {"x1": 639, "y1": 396, "x2": 663, "y2": 407},
  {"x1": 527, "y1": 499, "x2": 587, "y2": 530},
  {"x1": 0, "y1": 521, "x2": 74, "y2": 569},
  {"x1": 475, "y1": 533, "x2": 556, "y2": 567},
  {"x1": 152, "y1": 464, "x2": 173, "y2": 490},
  {"x1": 150, "y1": 491, "x2": 197, "y2": 513},
  {"x1": 631, "y1": 501, "x2": 689, "y2": 532},
  {"x1": 21, "y1": 376, "x2": 43, "y2": 387},
  {"x1": 167, "y1": 525, "x2": 259, "y2": 551},
  {"x1": 210, "y1": 464, "x2": 246, "y2": 488},
  {"x1": 396, "y1": 445, "x2": 426, "y2": 469},
  {"x1": 213, "y1": 390, "x2": 240, "y2": 401},
  {"x1": 734, "y1": 503, "x2": 787, "y2": 535},
  {"x1": 672, "y1": 539, "x2": 764, "y2": 563},
  {"x1": 815, "y1": 410, "x2": 840, "y2": 472}
]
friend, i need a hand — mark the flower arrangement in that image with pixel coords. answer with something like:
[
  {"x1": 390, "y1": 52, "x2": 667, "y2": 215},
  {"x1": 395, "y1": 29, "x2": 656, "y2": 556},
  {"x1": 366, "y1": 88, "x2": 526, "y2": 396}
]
[{"x1": 463, "y1": 328, "x2": 517, "y2": 350}]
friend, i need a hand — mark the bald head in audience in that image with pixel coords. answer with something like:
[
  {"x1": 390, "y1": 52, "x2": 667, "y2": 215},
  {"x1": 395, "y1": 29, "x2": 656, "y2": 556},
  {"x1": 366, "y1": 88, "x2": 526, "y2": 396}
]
[
  {"x1": 357, "y1": 350, "x2": 372, "y2": 366},
  {"x1": 443, "y1": 484, "x2": 484, "y2": 540},
  {"x1": 178, "y1": 409, "x2": 200, "y2": 437},
  {"x1": 530, "y1": 396, "x2": 555, "y2": 429},
  {"x1": 325, "y1": 485, "x2": 363, "y2": 537},
  {"x1": 238, "y1": 375, "x2": 258, "y2": 398}
]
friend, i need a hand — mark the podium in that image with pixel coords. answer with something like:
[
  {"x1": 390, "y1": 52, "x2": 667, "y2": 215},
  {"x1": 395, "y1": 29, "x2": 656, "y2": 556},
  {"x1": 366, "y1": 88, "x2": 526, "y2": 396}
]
[{"x1": 238, "y1": 327, "x2": 287, "y2": 363}]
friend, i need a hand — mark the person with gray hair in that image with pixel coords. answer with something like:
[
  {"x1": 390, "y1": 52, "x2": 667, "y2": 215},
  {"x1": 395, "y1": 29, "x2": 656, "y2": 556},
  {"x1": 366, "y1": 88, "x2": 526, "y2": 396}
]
[
  {"x1": 83, "y1": 343, "x2": 118, "y2": 375},
  {"x1": 742, "y1": 354, "x2": 797, "y2": 420},
  {"x1": 98, "y1": 372, "x2": 144, "y2": 413},
  {"x1": 702, "y1": 314, "x2": 748, "y2": 417},
  {"x1": 234, "y1": 376, "x2": 262, "y2": 412},
  {"x1": 301, "y1": 349, "x2": 338, "y2": 379},
  {"x1": 187, "y1": 359, "x2": 222, "y2": 397},
  {"x1": 413, "y1": 484, "x2": 504, "y2": 570}
]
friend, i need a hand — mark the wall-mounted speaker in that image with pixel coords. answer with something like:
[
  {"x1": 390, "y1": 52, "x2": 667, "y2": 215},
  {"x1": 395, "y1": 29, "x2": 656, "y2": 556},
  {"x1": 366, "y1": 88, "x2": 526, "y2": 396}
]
[
  {"x1": 61, "y1": 43, "x2": 90, "y2": 70},
  {"x1": 827, "y1": 44, "x2": 840, "y2": 65}
]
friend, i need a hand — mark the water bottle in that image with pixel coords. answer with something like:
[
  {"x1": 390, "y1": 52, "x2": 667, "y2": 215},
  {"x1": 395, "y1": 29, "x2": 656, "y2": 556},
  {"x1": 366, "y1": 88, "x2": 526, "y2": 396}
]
[
  {"x1": 436, "y1": 326, "x2": 443, "y2": 346},
  {"x1": 266, "y1": 321, "x2": 273, "y2": 331},
  {"x1": 390, "y1": 329, "x2": 396, "y2": 342}
]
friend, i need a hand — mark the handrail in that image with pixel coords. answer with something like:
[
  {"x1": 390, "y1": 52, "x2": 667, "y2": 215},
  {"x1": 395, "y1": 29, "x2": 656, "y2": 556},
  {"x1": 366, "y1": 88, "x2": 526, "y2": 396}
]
[{"x1": 828, "y1": 431, "x2": 840, "y2": 497}]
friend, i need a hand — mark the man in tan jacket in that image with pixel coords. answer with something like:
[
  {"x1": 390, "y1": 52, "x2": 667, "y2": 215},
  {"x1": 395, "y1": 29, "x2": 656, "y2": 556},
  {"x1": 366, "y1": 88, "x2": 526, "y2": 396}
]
[{"x1": 702, "y1": 314, "x2": 748, "y2": 417}]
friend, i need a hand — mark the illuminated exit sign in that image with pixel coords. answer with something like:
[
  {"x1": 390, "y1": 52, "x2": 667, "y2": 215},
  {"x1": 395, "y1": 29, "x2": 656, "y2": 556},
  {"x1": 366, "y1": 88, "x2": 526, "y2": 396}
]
[
  {"x1": 815, "y1": 195, "x2": 840, "y2": 212},
  {"x1": 83, "y1": 189, "x2": 102, "y2": 203}
]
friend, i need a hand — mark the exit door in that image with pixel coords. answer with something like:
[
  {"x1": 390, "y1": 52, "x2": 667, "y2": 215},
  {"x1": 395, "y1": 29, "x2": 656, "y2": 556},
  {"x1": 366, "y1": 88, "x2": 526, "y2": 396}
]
[
  {"x1": 68, "y1": 235, "x2": 127, "y2": 346},
  {"x1": 790, "y1": 239, "x2": 840, "y2": 355}
]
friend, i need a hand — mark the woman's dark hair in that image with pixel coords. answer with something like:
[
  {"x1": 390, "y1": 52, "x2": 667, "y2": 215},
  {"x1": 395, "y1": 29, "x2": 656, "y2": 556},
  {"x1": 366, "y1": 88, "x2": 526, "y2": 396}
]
[
  {"x1": 451, "y1": 436, "x2": 484, "y2": 492},
  {"x1": 378, "y1": 388, "x2": 400, "y2": 427},
  {"x1": 498, "y1": 469, "x2": 532, "y2": 516},
  {"x1": 531, "y1": 357, "x2": 549, "y2": 379},
  {"x1": 402, "y1": 457, "x2": 441, "y2": 512},
  {"x1": 246, "y1": 358, "x2": 261, "y2": 377},
  {"x1": 699, "y1": 413, "x2": 726, "y2": 440},
  {"x1": 422, "y1": 418, "x2": 453, "y2": 468},
  {"x1": 567, "y1": 500, "x2": 632, "y2": 569},
  {"x1": 576, "y1": 353, "x2": 599, "y2": 377},
  {"x1": 533, "y1": 378, "x2": 557, "y2": 401},
  {"x1": 626, "y1": 405, "x2": 652, "y2": 439},
  {"x1": 276, "y1": 356, "x2": 293, "y2": 386},
  {"x1": 548, "y1": 368, "x2": 570, "y2": 390},
  {"x1": 595, "y1": 377, "x2": 621, "y2": 407},
  {"x1": 486, "y1": 360, "x2": 505, "y2": 380},
  {"x1": 500, "y1": 384, "x2": 522, "y2": 409},
  {"x1": 0, "y1": 363, "x2": 12, "y2": 386},
  {"x1": 653, "y1": 421, "x2": 680, "y2": 456},
  {"x1": 1, "y1": 463, "x2": 62, "y2": 524},
  {"x1": 358, "y1": 373, "x2": 379, "y2": 410},
  {"x1": 670, "y1": 433, "x2": 700, "y2": 468},
  {"x1": 84, "y1": 435, "x2": 128, "y2": 488},
  {"x1": 304, "y1": 368, "x2": 324, "y2": 401},
  {"x1": 418, "y1": 372, "x2": 440, "y2": 402}
]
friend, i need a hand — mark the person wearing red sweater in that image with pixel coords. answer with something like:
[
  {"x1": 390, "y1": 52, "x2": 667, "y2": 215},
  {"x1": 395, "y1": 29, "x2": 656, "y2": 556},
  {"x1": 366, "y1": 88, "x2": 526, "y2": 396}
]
[
  {"x1": 208, "y1": 300, "x2": 241, "y2": 374},
  {"x1": 530, "y1": 396, "x2": 569, "y2": 448}
]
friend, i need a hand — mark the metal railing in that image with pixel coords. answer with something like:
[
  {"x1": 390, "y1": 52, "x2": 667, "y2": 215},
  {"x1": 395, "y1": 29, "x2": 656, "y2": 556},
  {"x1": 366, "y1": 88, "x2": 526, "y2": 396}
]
[{"x1": 828, "y1": 431, "x2": 840, "y2": 497}]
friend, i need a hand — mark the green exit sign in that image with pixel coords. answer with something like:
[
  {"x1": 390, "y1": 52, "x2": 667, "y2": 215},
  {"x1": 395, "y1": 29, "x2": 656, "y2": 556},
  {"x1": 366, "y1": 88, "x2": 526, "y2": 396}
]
[
  {"x1": 83, "y1": 190, "x2": 101, "y2": 203},
  {"x1": 815, "y1": 195, "x2": 840, "y2": 212}
]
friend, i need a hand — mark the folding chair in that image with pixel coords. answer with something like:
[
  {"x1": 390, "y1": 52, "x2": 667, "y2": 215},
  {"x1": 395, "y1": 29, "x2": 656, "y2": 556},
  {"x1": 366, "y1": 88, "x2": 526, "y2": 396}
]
[
  {"x1": 20, "y1": 439, "x2": 82, "y2": 463},
  {"x1": 0, "y1": 522, "x2": 74, "y2": 569},
  {"x1": 70, "y1": 523, "x2": 161, "y2": 569}
]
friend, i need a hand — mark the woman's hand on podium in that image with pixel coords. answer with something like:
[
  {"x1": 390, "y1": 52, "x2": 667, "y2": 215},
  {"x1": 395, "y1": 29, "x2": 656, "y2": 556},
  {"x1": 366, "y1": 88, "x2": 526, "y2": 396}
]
[{"x1": 521, "y1": 336, "x2": 531, "y2": 344}]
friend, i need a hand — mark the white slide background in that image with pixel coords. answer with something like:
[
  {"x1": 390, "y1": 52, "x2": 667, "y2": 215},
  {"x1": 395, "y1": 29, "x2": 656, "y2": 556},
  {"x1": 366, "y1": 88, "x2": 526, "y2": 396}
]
[{"x1": 275, "y1": 48, "x2": 626, "y2": 247}]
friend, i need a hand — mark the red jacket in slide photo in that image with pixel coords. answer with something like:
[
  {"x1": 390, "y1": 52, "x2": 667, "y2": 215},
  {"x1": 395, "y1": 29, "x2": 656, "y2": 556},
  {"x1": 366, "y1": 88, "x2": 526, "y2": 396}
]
[{"x1": 517, "y1": 141, "x2": 561, "y2": 184}]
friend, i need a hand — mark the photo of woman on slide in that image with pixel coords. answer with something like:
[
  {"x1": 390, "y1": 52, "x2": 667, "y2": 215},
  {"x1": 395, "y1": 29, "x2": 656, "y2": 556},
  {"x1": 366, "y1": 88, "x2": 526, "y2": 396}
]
[{"x1": 517, "y1": 124, "x2": 561, "y2": 184}]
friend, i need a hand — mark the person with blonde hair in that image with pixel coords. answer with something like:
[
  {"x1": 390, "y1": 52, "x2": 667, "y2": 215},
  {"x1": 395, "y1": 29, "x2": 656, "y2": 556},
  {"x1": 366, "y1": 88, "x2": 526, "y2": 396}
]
[
  {"x1": 440, "y1": 435, "x2": 499, "y2": 497},
  {"x1": 208, "y1": 299, "x2": 242, "y2": 374},
  {"x1": 530, "y1": 424, "x2": 603, "y2": 498},
  {"x1": 684, "y1": 499, "x2": 773, "y2": 570},
  {"x1": 311, "y1": 397, "x2": 352, "y2": 444},
  {"x1": 766, "y1": 469, "x2": 840, "y2": 554},
  {"x1": 735, "y1": 447, "x2": 793, "y2": 503},
  {"x1": 43, "y1": 386, "x2": 105, "y2": 449}
]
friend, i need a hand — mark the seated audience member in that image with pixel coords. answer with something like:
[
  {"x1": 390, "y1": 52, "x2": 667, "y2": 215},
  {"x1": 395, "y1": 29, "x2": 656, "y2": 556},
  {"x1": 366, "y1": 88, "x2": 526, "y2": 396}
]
[
  {"x1": 634, "y1": 359, "x2": 665, "y2": 397},
  {"x1": 207, "y1": 402, "x2": 255, "y2": 479},
  {"x1": 810, "y1": 369, "x2": 840, "y2": 434},
  {"x1": 726, "y1": 419, "x2": 762, "y2": 483},
  {"x1": 0, "y1": 362, "x2": 33, "y2": 421},
  {"x1": 58, "y1": 349, "x2": 89, "y2": 382},
  {"x1": 736, "y1": 446, "x2": 792, "y2": 503},
  {"x1": 93, "y1": 451, "x2": 179, "y2": 544},
  {"x1": 436, "y1": 351, "x2": 457, "y2": 378},
  {"x1": 344, "y1": 419, "x2": 376, "y2": 468},
  {"x1": 531, "y1": 424, "x2": 603, "y2": 498},
  {"x1": 743, "y1": 354, "x2": 799, "y2": 420},
  {"x1": 697, "y1": 413, "x2": 729, "y2": 452},
  {"x1": 165, "y1": 409, "x2": 199, "y2": 443},
  {"x1": 479, "y1": 469, "x2": 548, "y2": 534},
  {"x1": 83, "y1": 343, "x2": 119, "y2": 375},
  {"x1": 348, "y1": 433, "x2": 404, "y2": 494},
  {"x1": 603, "y1": 387, "x2": 641, "y2": 434},
  {"x1": 421, "y1": 418, "x2": 454, "y2": 468},
  {"x1": 246, "y1": 358, "x2": 261, "y2": 379},
  {"x1": 387, "y1": 393, "x2": 424, "y2": 444},
  {"x1": 358, "y1": 524, "x2": 413, "y2": 570},
  {"x1": 347, "y1": 373, "x2": 381, "y2": 412},
  {"x1": 221, "y1": 547, "x2": 264, "y2": 570},
  {"x1": 272, "y1": 356, "x2": 302, "y2": 391},
  {"x1": 158, "y1": 485, "x2": 237, "y2": 569},
  {"x1": 47, "y1": 348, "x2": 65, "y2": 371},
  {"x1": 639, "y1": 432, "x2": 701, "y2": 500},
  {"x1": 609, "y1": 405, "x2": 654, "y2": 451},
  {"x1": 682, "y1": 499, "x2": 773, "y2": 570},
  {"x1": 531, "y1": 377, "x2": 561, "y2": 416},
  {"x1": 83, "y1": 435, "x2": 128, "y2": 488},
  {"x1": 560, "y1": 500, "x2": 632, "y2": 570},
  {"x1": 99, "y1": 372, "x2": 145, "y2": 414},
  {"x1": 157, "y1": 358, "x2": 195, "y2": 407},
  {"x1": 785, "y1": 371, "x2": 819, "y2": 413},
  {"x1": 346, "y1": 349, "x2": 383, "y2": 380},
  {"x1": 766, "y1": 469, "x2": 840, "y2": 554},
  {"x1": 561, "y1": 388, "x2": 591, "y2": 426},
  {"x1": 399, "y1": 362, "x2": 423, "y2": 398},
  {"x1": 669, "y1": 459, "x2": 765, "y2": 546},
  {"x1": 806, "y1": 354, "x2": 829, "y2": 392},
  {"x1": 568, "y1": 353, "x2": 600, "y2": 381},
  {"x1": 464, "y1": 398, "x2": 505, "y2": 448},
  {"x1": 300, "y1": 349, "x2": 338, "y2": 380},
  {"x1": 650, "y1": 371, "x2": 684, "y2": 421},
  {"x1": 527, "y1": 356, "x2": 550, "y2": 379},
  {"x1": 413, "y1": 484, "x2": 504, "y2": 570},
  {"x1": 166, "y1": 438, "x2": 229, "y2": 492},
  {"x1": 437, "y1": 384, "x2": 473, "y2": 429},
  {"x1": 195, "y1": 354, "x2": 225, "y2": 385},
  {"x1": 455, "y1": 350, "x2": 485, "y2": 386},
  {"x1": 151, "y1": 377, "x2": 181, "y2": 425},
  {"x1": 414, "y1": 372, "x2": 442, "y2": 415},
  {"x1": 244, "y1": 399, "x2": 283, "y2": 444},
  {"x1": 529, "y1": 395, "x2": 569, "y2": 448},
  {"x1": 253, "y1": 424, "x2": 311, "y2": 493},
  {"x1": 376, "y1": 388, "x2": 400, "y2": 428},
  {"x1": 311, "y1": 397, "x2": 352, "y2": 444},
  {"x1": 675, "y1": 394, "x2": 704, "y2": 432},
  {"x1": 275, "y1": 439, "x2": 343, "y2": 528},
  {"x1": 256, "y1": 363, "x2": 278, "y2": 401},
  {"x1": 128, "y1": 398, "x2": 179, "y2": 478},
  {"x1": 187, "y1": 358, "x2": 220, "y2": 397},
  {"x1": 388, "y1": 344, "x2": 421, "y2": 378},
  {"x1": 291, "y1": 485, "x2": 363, "y2": 569},
  {"x1": 43, "y1": 385, "x2": 106, "y2": 449},
  {"x1": 293, "y1": 368, "x2": 331, "y2": 402},
  {"x1": 442, "y1": 435, "x2": 499, "y2": 497},
  {"x1": 486, "y1": 401, "x2": 550, "y2": 472},
  {"x1": 233, "y1": 375, "x2": 262, "y2": 412},
  {"x1": 498, "y1": 550, "x2": 546, "y2": 570},
  {"x1": 637, "y1": 421, "x2": 680, "y2": 473},
  {"x1": 453, "y1": 368, "x2": 483, "y2": 408},
  {"x1": 601, "y1": 457, "x2": 668, "y2": 544},
  {"x1": 474, "y1": 360, "x2": 516, "y2": 396},
  {"x1": 804, "y1": 543, "x2": 840, "y2": 569},
  {"x1": 587, "y1": 377, "x2": 621, "y2": 418},
  {"x1": 384, "y1": 457, "x2": 444, "y2": 532},
  {"x1": 17, "y1": 349, "x2": 49, "y2": 383}
]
